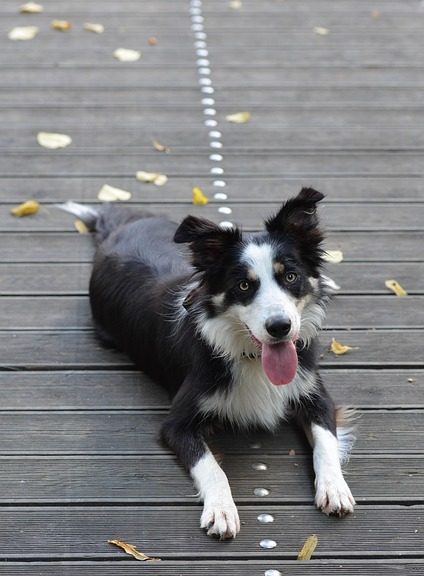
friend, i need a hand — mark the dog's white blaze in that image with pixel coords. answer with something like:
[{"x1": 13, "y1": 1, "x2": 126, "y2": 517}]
[
  {"x1": 191, "y1": 449, "x2": 240, "y2": 538},
  {"x1": 200, "y1": 365, "x2": 317, "y2": 430},
  {"x1": 311, "y1": 424, "x2": 355, "y2": 515},
  {"x1": 238, "y1": 243, "x2": 300, "y2": 342}
]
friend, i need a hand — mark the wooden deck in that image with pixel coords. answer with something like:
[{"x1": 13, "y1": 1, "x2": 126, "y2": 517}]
[{"x1": 1, "y1": 0, "x2": 424, "y2": 573}]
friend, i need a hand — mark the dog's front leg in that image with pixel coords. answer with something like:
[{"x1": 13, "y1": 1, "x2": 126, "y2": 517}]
[
  {"x1": 297, "y1": 386, "x2": 355, "y2": 516},
  {"x1": 161, "y1": 419, "x2": 240, "y2": 539}
]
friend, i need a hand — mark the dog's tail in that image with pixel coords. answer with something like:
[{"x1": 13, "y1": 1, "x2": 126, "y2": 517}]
[{"x1": 56, "y1": 201, "x2": 153, "y2": 242}]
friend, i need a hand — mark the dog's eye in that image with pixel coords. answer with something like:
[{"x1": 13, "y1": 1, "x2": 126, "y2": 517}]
[
  {"x1": 238, "y1": 280, "x2": 250, "y2": 291},
  {"x1": 285, "y1": 272, "x2": 298, "y2": 283}
]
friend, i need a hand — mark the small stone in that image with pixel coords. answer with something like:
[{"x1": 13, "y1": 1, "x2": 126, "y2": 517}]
[{"x1": 260, "y1": 539, "x2": 277, "y2": 549}]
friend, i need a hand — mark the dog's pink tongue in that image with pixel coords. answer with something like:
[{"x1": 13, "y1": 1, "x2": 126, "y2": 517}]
[{"x1": 262, "y1": 341, "x2": 298, "y2": 385}]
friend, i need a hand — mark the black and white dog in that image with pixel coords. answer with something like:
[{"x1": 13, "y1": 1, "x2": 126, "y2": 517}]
[{"x1": 60, "y1": 188, "x2": 355, "y2": 539}]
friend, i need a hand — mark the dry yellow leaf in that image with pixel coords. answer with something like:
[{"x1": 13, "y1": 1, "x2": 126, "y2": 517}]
[
  {"x1": 313, "y1": 26, "x2": 330, "y2": 35},
  {"x1": 192, "y1": 186, "x2": 209, "y2": 205},
  {"x1": 323, "y1": 250, "x2": 343, "y2": 264},
  {"x1": 11, "y1": 200, "x2": 40, "y2": 217},
  {"x1": 136, "y1": 171, "x2": 168, "y2": 186},
  {"x1": 83, "y1": 22, "x2": 105, "y2": 34},
  {"x1": 298, "y1": 534, "x2": 318, "y2": 560},
  {"x1": 51, "y1": 20, "x2": 73, "y2": 31},
  {"x1": 385, "y1": 279, "x2": 408, "y2": 297},
  {"x1": 20, "y1": 2, "x2": 43, "y2": 13},
  {"x1": 225, "y1": 111, "x2": 251, "y2": 124},
  {"x1": 152, "y1": 140, "x2": 170, "y2": 153},
  {"x1": 114, "y1": 48, "x2": 141, "y2": 62},
  {"x1": 108, "y1": 539, "x2": 160, "y2": 562},
  {"x1": 8, "y1": 26, "x2": 39, "y2": 40},
  {"x1": 74, "y1": 219, "x2": 89, "y2": 234},
  {"x1": 97, "y1": 184, "x2": 132, "y2": 202},
  {"x1": 330, "y1": 338, "x2": 353, "y2": 356},
  {"x1": 37, "y1": 132, "x2": 72, "y2": 149}
]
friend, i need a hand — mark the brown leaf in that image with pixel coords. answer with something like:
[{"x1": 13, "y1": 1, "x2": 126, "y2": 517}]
[
  {"x1": 74, "y1": 219, "x2": 89, "y2": 234},
  {"x1": 108, "y1": 539, "x2": 160, "y2": 562},
  {"x1": 148, "y1": 36, "x2": 158, "y2": 46},
  {"x1": 298, "y1": 534, "x2": 318, "y2": 560},
  {"x1": 11, "y1": 200, "x2": 40, "y2": 217},
  {"x1": 51, "y1": 20, "x2": 73, "y2": 32},
  {"x1": 192, "y1": 186, "x2": 209, "y2": 205},
  {"x1": 385, "y1": 279, "x2": 408, "y2": 297},
  {"x1": 152, "y1": 140, "x2": 170, "y2": 153},
  {"x1": 330, "y1": 338, "x2": 353, "y2": 356},
  {"x1": 225, "y1": 111, "x2": 251, "y2": 123}
]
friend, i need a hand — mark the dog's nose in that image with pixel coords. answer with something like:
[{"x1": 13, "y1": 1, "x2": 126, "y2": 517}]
[{"x1": 265, "y1": 315, "x2": 292, "y2": 339}]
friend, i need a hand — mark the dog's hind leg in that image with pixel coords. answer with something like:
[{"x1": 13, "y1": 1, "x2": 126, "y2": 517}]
[
  {"x1": 161, "y1": 395, "x2": 240, "y2": 539},
  {"x1": 296, "y1": 379, "x2": 356, "y2": 517}
]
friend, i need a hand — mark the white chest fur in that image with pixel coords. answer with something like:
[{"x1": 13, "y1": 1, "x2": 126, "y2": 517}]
[{"x1": 199, "y1": 359, "x2": 317, "y2": 430}]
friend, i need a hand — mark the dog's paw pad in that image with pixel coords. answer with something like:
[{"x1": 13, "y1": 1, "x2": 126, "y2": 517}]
[
  {"x1": 200, "y1": 501, "x2": 240, "y2": 539},
  {"x1": 315, "y1": 476, "x2": 355, "y2": 517}
]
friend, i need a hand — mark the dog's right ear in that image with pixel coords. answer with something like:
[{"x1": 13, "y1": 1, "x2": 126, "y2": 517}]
[{"x1": 174, "y1": 215, "x2": 241, "y2": 271}]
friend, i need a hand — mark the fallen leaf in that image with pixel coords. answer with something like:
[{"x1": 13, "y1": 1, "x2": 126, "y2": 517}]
[
  {"x1": 229, "y1": 0, "x2": 242, "y2": 8},
  {"x1": 8, "y1": 26, "x2": 39, "y2": 40},
  {"x1": 225, "y1": 111, "x2": 251, "y2": 123},
  {"x1": 108, "y1": 539, "x2": 160, "y2": 562},
  {"x1": 330, "y1": 338, "x2": 353, "y2": 356},
  {"x1": 313, "y1": 26, "x2": 330, "y2": 35},
  {"x1": 51, "y1": 20, "x2": 73, "y2": 32},
  {"x1": 11, "y1": 200, "x2": 40, "y2": 217},
  {"x1": 152, "y1": 140, "x2": 170, "y2": 153},
  {"x1": 20, "y1": 2, "x2": 43, "y2": 13},
  {"x1": 74, "y1": 219, "x2": 89, "y2": 234},
  {"x1": 97, "y1": 184, "x2": 132, "y2": 202},
  {"x1": 288, "y1": 449, "x2": 296, "y2": 456},
  {"x1": 147, "y1": 36, "x2": 158, "y2": 46},
  {"x1": 37, "y1": 132, "x2": 72, "y2": 149},
  {"x1": 114, "y1": 48, "x2": 141, "y2": 62},
  {"x1": 84, "y1": 22, "x2": 104, "y2": 34},
  {"x1": 323, "y1": 250, "x2": 343, "y2": 264},
  {"x1": 298, "y1": 534, "x2": 318, "y2": 560},
  {"x1": 192, "y1": 186, "x2": 209, "y2": 205},
  {"x1": 136, "y1": 171, "x2": 168, "y2": 186},
  {"x1": 385, "y1": 279, "x2": 408, "y2": 297}
]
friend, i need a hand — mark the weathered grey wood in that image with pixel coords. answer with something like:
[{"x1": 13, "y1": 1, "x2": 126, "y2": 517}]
[
  {"x1": 0, "y1": 176, "x2": 423, "y2": 202},
  {"x1": 0, "y1": 505, "x2": 421, "y2": 558},
  {"x1": 1, "y1": 295, "x2": 422, "y2": 329},
  {"x1": 0, "y1": 232, "x2": 421, "y2": 263},
  {"x1": 0, "y1": 370, "x2": 421, "y2": 409},
  {"x1": 3, "y1": 202, "x2": 424, "y2": 232},
  {"x1": 0, "y1": 561, "x2": 421, "y2": 576},
  {"x1": 0, "y1": 410, "x2": 421, "y2": 455},
  {"x1": 1, "y1": 263, "x2": 423, "y2": 295},
  {"x1": 0, "y1": 330, "x2": 421, "y2": 368},
  {"x1": 0, "y1": 455, "x2": 422, "y2": 503}
]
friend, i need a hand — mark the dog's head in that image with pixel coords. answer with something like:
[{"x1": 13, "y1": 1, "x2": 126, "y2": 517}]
[{"x1": 174, "y1": 188, "x2": 326, "y2": 384}]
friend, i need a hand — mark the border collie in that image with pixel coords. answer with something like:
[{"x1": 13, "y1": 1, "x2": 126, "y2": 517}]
[{"x1": 59, "y1": 188, "x2": 355, "y2": 539}]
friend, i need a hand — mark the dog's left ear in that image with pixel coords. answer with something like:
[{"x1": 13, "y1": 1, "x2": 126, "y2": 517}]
[
  {"x1": 266, "y1": 187, "x2": 325, "y2": 275},
  {"x1": 174, "y1": 215, "x2": 241, "y2": 271}
]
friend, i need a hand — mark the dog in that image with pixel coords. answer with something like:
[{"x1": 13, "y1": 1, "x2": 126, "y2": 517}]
[{"x1": 59, "y1": 188, "x2": 355, "y2": 539}]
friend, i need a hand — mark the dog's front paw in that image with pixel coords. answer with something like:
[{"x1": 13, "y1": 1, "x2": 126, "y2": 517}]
[
  {"x1": 315, "y1": 475, "x2": 355, "y2": 517},
  {"x1": 200, "y1": 499, "x2": 240, "y2": 539}
]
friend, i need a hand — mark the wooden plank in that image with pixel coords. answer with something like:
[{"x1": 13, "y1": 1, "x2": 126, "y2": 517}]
[
  {"x1": 1, "y1": 263, "x2": 423, "y2": 296},
  {"x1": 0, "y1": 505, "x2": 421, "y2": 558},
  {"x1": 0, "y1": 410, "x2": 421, "y2": 455},
  {"x1": 0, "y1": 370, "x2": 421, "y2": 410},
  {"x1": 0, "y1": 330, "x2": 421, "y2": 368},
  {"x1": 3, "y1": 203, "x2": 424, "y2": 232},
  {"x1": 0, "y1": 176, "x2": 423, "y2": 203},
  {"x1": 0, "y1": 560, "x2": 422, "y2": 576},
  {"x1": 1, "y1": 295, "x2": 422, "y2": 330},
  {"x1": 0, "y1": 455, "x2": 422, "y2": 504}
]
